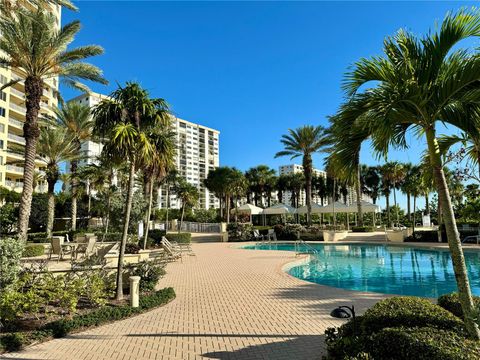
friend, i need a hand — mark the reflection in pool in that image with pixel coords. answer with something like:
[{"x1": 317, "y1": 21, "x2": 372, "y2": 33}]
[{"x1": 242, "y1": 243, "x2": 480, "y2": 297}]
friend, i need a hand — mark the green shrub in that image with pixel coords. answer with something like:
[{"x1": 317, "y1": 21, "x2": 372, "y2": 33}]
[
  {"x1": 43, "y1": 287, "x2": 175, "y2": 338},
  {"x1": 361, "y1": 296, "x2": 463, "y2": 335},
  {"x1": 129, "y1": 260, "x2": 166, "y2": 292},
  {"x1": 148, "y1": 229, "x2": 166, "y2": 245},
  {"x1": 0, "y1": 238, "x2": 24, "y2": 289},
  {"x1": 438, "y1": 292, "x2": 480, "y2": 319},
  {"x1": 0, "y1": 333, "x2": 25, "y2": 352},
  {"x1": 404, "y1": 230, "x2": 439, "y2": 242},
  {"x1": 94, "y1": 232, "x2": 122, "y2": 242},
  {"x1": 22, "y1": 244, "x2": 45, "y2": 257},
  {"x1": 227, "y1": 223, "x2": 254, "y2": 241},
  {"x1": 274, "y1": 223, "x2": 305, "y2": 240},
  {"x1": 369, "y1": 327, "x2": 480, "y2": 360},
  {"x1": 125, "y1": 243, "x2": 141, "y2": 254},
  {"x1": 299, "y1": 233, "x2": 323, "y2": 241},
  {"x1": 166, "y1": 232, "x2": 191, "y2": 244},
  {"x1": 351, "y1": 226, "x2": 375, "y2": 232}
]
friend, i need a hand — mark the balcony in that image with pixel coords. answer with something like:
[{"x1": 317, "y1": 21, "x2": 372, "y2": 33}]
[
  {"x1": 10, "y1": 87, "x2": 25, "y2": 99},
  {"x1": 8, "y1": 117, "x2": 23, "y2": 129},
  {"x1": 6, "y1": 164, "x2": 24, "y2": 174},
  {"x1": 10, "y1": 102, "x2": 26, "y2": 115},
  {"x1": 5, "y1": 180, "x2": 22, "y2": 189},
  {"x1": 8, "y1": 133, "x2": 26, "y2": 145}
]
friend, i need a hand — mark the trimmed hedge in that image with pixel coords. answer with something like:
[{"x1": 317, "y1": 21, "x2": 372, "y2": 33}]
[
  {"x1": 22, "y1": 245, "x2": 45, "y2": 258},
  {"x1": 438, "y1": 292, "x2": 480, "y2": 319},
  {"x1": 361, "y1": 296, "x2": 463, "y2": 335},
  {"x1": 325, "y1": 296, "x2": 471, "y2": 359},
  {"x1": 369, "y1": 327, "x2": 480, "y2": 360},
  {"x1": 351, "y1": 226, "x2": 375, "y2": 233},
  {"x1": 166, "y1": 233, "x2": 191, "y2": 244},
  {"x1": 148, "y1": 229, "x2": 166, "y2": 245},
  {"x1": 0, "y1": 287, "x2": 175, "y2": 353}
]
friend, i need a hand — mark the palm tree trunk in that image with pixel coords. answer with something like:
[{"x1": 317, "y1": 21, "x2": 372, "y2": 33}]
[
  {"x1": 356, "y1": 162, "x2": 363, "y2": 227},
  {"x1": 70, "y1": 158, "x2": 79, "y2": 232},
  {"x1": 303, "y1": 155, "x2": 313, "y2": 226},
  {"x1": 407, "y1": 193, "x2": 411, "y2": 221},
  {"x1": 165, "y1": 185, "x2": 170, "y2": 231},
  {"x1": 426, "y1": 129, "x2": 480, "y2": 339},
  {"x1": 180, "y1": 204, "x2": 185, "y2": 233},
  {"x1": 116, "y1": 160, "x2": 135, "y2": 300},
  {"x1": 386, "y1": 191, "x2": 391, "y2": 228},
  {"x1": 87, "y1": 185, "x2": 92, "y2": 218},
  {"x1": 226, "y1": 194, "x2": 230, "y2": 223},
  {"x1": 103, "y1": 170, "x2": 113, "y2": 242},
  {"x1": 17, "y1": 76, "x2": 43, "y2": 243},
  {"x1": 143, "y1": 178, "x2": 154, "y2": 250},
  {"x1": 425, "y1": 193, "x2": 430, "y2": 214},
  {"x1": 437, "y1": 192, "x2": 443, "y2": 243},
  {"x1": 413, "y1": 196, "x2": 417, "y2": 234},
  {"x1": 393, "y1": 186, "x2": 399, "y2": 227},
  {"x1": 46, "y1": 179, "x2": 56, "y2": 239}
]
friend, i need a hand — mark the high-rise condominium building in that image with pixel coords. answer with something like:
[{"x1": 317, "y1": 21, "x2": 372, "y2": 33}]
[
  {"x1": 278, "y1": 164, "x2": 372, "y2": 206},
  {"x1": 0, "y1": 2, "x2": 62, "y2": 193},
  {"x1": 68, "y1": 92, "x2": 220, "y2": 210}
]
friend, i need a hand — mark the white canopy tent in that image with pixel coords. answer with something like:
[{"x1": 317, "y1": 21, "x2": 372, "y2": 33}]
[
  {"x1": 344, "y1": 200, "x2": 380, "y2": 213},
  {"x1": 295, "y1": 203, "x2": 327, "y2": 214},
  {"x1": 262, "y1": 203, "x2": 296, "y2": 215},
  {"x1": 230, "y1": 203, "x2": 264, "y2": 223},
  {"x1": 296, "y1": 202, "x2": 349, "y2": 214}
]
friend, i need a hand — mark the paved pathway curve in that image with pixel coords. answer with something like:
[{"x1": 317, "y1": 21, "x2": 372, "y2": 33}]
[{"x1": 4, "y1": 243, "x2": 388, "y2": 360}]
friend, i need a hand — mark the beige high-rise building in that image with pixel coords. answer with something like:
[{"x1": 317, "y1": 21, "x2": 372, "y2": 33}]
[{"x1": 0, "y1": 2, "x2": 62, "y2": 193}]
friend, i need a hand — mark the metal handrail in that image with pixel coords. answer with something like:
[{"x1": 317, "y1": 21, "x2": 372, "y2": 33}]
[{"x1": 295, "y1": 238, "x2": 319, "y2": 256}]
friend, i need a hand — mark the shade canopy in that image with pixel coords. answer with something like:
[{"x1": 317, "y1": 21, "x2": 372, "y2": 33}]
[
  {"x1": 231, "y1": 203, "x2": 264, "y2": 215},
  {"x1": 262, "y1": 203, "x2": 296, "y2": 215},
  {"x1": 297, "y1": 201, "x2": 350, "y2": 214},
  {"x1": 345, "y1": 200, "x2": 380, "y2": 213}
]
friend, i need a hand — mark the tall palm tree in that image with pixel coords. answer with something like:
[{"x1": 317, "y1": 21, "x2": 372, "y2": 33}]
[
  {"x1": 174, "y1": 179, "x2": 199, "y2": 231},
  {"x1": 275, "y1": 126, "x2": 328, "y2": 225},
  {"x1": 244, "y1": 165, "x2": 276, "y2": 207},
  {"x1": 276, "y1": 174, "x2": 290, "y2": 204},
  {"x1": 378, "y1": 164, "x2": 393, "y2": 228},
  {"x1": 400, "y1": 163, "x2": 414, "y2": 221},
  {"x1": 336, "y1": 9, "x2": 480, "y2": 337},
  {"x1": 93, "y1": 82, "x2": 170, "y2": 300},
  {"x1": 55, "y1": 103, "x2": 93, "y2": 231},
  {"x1": 37, "y1": 127, "x2": 78, "y2": 238},
  {"x1": 439, "y1": 132, "x2": 480, "y2": 181},
  {"x1": 385, "y1": 161, "x2": 406, "y2": 227},
  {"x1": 162, "y1": 169, "x2": 179, "y2": 231},
  {"x1": 142, "y1": 128, "x2": 176, "y2": 249},
  {"x1": 0, "y1": 7, "x2": 106, "y2": 241}
]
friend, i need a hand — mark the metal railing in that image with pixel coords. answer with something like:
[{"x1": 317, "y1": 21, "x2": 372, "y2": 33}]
[
  {"x1": 8, "y1": 133, "x2": 26, "y2": 144},
  {"x1": 6, "y1": 164, "x2": 24, "y2": 173},
  {"x1": 179, "y1": 221, "x2": 221, "y2": 233},
  {"x1": 294, "y1": 238, "x2": 319, "y2": 256},
  {"x1": 9, "y1": 102, "x2": 26, "y2": 114},
  {"x1": 8, "y1": 117, "x2": 23, "y2": 128},
  {"x1": 10, "y1": 87, "x2": 25, "y2": 99}
]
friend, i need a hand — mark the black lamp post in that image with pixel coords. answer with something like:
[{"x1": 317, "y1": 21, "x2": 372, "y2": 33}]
[{"x1": 330, "y1": 305, "x2": 356, "y2": 334}]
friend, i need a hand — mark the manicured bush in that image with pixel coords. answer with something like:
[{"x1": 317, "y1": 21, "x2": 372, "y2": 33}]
[
  {"x1": 22, "y1": 244, "x2": 45, "y2": 258},
  {"x1": 369, "y1": 327, "x2": 480, "y2": 360},
  {"x1": 43, "y1": 287, "x2": 175, "y2": 338},
  {"x1": 404, "y1": 230, "x2": 439, "y2": 242},
  {"x1": 299, "y1": 233, "x2": 323, "y2": 241},
  {"x1": 129, "y1": 260, "x2": 166, "y2": 292},
  {"x1": 148, "y1": 229, "x2": 166, "y2": 245},
  {"x1": 0, "y1": 238, "x2": 24, "y2": 289},
  {"x1": 125, "y1": 243, "x2": 141, "y2": 254},
  {"x1": 274, "y1": 223, "x2": 305, "y2": 240},
  {"x1": 438, "y1": 292, "x2": 480, "y2": 319},
  {"x1": 227, "y1": 223, "x2": 254, "y2": 241},
  {"x1": 166, "y1": 232, "x2": 191, "y2": 244},
  {"x1": 361, "y1": 296, "x2": 463, "y2": 335},
  {"x1": 94, "y1": 232, "x2": 122, "y2": 242},
  {"x1": 351, "y1": 226, "x2": 375, "y2": 232}
]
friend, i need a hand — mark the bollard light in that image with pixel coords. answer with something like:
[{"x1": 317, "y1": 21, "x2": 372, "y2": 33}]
[{"x1": 129, "y1": 276, "x2": 141, "y2": 308}]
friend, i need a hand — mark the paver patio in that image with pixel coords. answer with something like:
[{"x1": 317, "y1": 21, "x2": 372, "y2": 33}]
[{"x1": 4, "y1": 242, "x2": 388, "y2": 360}]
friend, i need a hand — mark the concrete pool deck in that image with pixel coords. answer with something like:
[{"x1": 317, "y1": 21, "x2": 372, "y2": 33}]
[{"x1": 4, "y1": 242, "x2": 391, "y2": 360}]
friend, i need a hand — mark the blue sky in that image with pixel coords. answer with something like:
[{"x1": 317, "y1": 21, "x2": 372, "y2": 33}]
[{"x1": 62, "y1": 1, "x2": 477, "y2": 210}]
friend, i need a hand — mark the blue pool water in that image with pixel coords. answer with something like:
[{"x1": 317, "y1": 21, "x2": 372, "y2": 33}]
[{"x1": 242, "y1": 243, "x2": 480, "y2": 298}]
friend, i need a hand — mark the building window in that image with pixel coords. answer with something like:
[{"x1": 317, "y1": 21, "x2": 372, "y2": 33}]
[
  {"x1": 0, "y1": 75, "x2": 7, "y2": 85},
  {"x1": 0, "y1": 91, "x2": 6, "y2": 101},
  {"x1": 0, "y1": 107, "x2": 5, "y2": 117},
  {"x1": 0, "y1": 124, "x2": 4, "y2": 133},
  {"x1": 0, "y1": 140, "x2": 3, "y2": 149},
  {"x1": 0, "y1": 156, "x2": 3, "y2": 165}
]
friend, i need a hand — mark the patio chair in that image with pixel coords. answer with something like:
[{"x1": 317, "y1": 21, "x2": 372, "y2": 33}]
[
  {"x1": 164, "y1": 236, "x2": 194, "y2": 255},
  {"x1": 253, "y1": 229, "x2": 264, "y2": 241},
  {"x1": 161, "y1": 237, "x2": 182, "y2": 261},
  {"x1": 266, "y1": 229, "x2": 277, "y2": 241},
  {"x1": 76, "y1": 237, "x2": 97, "y2": 260},
  {"x1": 49, "y1": 237, "x2": 73, "y2": 261}
]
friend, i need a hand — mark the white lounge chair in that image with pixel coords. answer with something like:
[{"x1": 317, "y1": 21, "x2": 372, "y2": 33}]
[{"x1": 161, "y1": 237, "x2": 182, "y2": 261}]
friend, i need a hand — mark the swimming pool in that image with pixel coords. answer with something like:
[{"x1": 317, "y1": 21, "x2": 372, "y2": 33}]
[{"x1": 242, "y1": 243, "x2": 480, "y2": 298}]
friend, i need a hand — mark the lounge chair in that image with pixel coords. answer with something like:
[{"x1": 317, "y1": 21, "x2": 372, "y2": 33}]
[
  {"x1": 253, "y1": 229, "x2": 265, "y2": 241},
  {"x1": 49, "y1": 236, "x2": 74, "y2": 261},
  {"x1": 161, "y1": 237, "x2": 182, "y2": 261},
  {"x1": 266, "y1": 229, "x2": 277, "y2": 241},
  {"x1": 75, "y1": 237, "x2": 97, "y2": 259}
]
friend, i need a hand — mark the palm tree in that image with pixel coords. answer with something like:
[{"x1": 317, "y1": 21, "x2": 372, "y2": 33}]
[
  {"x1": 174, "y1": 179, "x2": 199, "y2": 231},
  {"x1": 400, "y1": 163, "x2": 414, "y2": 221},
  {"x1": 439, "y1": 132, "x2": 480, "y2": 181},
  {"x1": 337, "y1": 9, "x2": 480, "y2": 337},
  {"x1": 378, "y1": 165, "x2": 393, "y2": 228},
  {"x1": 0, "y1": 7, "x2": 106, "y2": 241},
  {"x1": 142, "y1": 128, "x2": 176, "y2": 249},
  {"x1": 37, "y1": 127, "x2": 78, "y2": 238},
  {"x1": 204, "y1": 167, "x2": 231, "y2": 220},
  {"x1": 93, "y1": 82, "x2": 170, "y2": 300},
  {"x1": 385, "y1": 162, "x2": 406, "y2": 227},
  {"x1": 244, "y1": 165, "x2": 276, "y2": 207},
  {"x1": 276, "y1": 174, "x2": 290, "y2": 204},
  {"x1": 275, "y1": 126, "x2": 328, "y2": 225},
  {"x1": 230, "y1": 169, "x2": 248, "y2": 222},
  {"x1": 54, "y1": 103, "x2": 93, "y2": 231},
  {"x1": 163, "y1": 169, "x2": 179, "y2": 231}
]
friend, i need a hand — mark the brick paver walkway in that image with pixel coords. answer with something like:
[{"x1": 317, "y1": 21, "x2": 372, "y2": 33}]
[{"x1": 4, "y1": 243, "x2": 388, "y2": 360}]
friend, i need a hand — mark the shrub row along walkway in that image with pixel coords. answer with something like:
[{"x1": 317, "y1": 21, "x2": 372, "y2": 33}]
[{"x1": 5, "y1": 242, "x2": 388, "y2": 359}]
